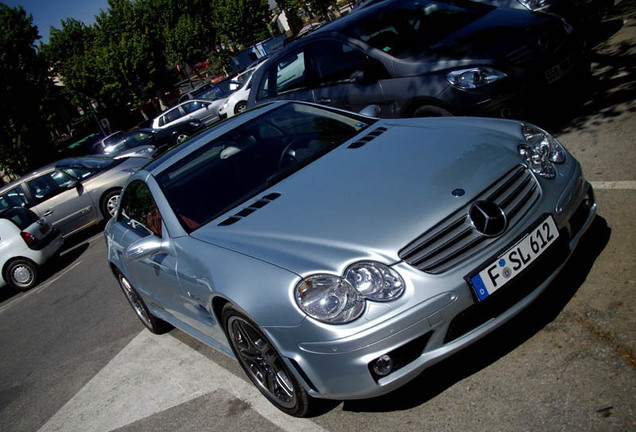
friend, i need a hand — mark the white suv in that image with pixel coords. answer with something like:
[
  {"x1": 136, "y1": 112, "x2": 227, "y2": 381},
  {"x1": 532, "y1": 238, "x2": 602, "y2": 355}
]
[{"x1": 0, "y1": 207, "x2": 63, "y2": 291}]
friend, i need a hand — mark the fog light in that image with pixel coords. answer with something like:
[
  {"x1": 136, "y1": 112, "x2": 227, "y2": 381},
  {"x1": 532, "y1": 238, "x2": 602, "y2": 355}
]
[{"x1": 372, "y1": 355, "x2": 394, "y2": 376}]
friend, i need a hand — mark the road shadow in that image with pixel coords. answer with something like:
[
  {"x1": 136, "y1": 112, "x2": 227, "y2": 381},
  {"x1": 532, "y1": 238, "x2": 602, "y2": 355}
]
[
  {"x1": 525, "y1": 3, "x2": 636, "y2": 132},
  {"x1": 342, "y1": 216, "x2": 610, "y2": 414}
]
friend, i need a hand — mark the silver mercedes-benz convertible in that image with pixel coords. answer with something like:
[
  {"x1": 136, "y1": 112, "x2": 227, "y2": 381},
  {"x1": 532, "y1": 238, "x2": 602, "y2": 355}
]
[{"x1": 105, "y1": 101, "x2": 596, "y2": 416}]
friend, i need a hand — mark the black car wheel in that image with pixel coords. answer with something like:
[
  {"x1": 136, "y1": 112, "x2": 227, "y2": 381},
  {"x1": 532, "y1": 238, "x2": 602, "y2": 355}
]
[
  {"x1": 174, "y1": 133, "x2": 190, "y2": 144},
  {"x1": 223, "y1": 304, "x2": 313, "y2": 417},
  {"x1": 117, "y1": 272, "x2": 172, "y2": 334},
  {"x1": 412, "y1": 105, "x2": 454, "y2": 117},
  {"x1": 101, "y1": 189, "x2": 121, "y2": 219},
  {"x1": 234, "y1": 101, "x2": 248, "y2": 115},
  {"x1": 5, "y1": 259, "x2": 38, "y2": 291}
]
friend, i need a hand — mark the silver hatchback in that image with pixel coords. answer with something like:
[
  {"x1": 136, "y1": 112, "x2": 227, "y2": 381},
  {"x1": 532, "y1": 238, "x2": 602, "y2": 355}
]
[
  {"x1": 0, "y1": 156, "x2": 148, "y2": 237},
  {"x1": 105, "y1": 101, "x2": 596, "y2": 416}
]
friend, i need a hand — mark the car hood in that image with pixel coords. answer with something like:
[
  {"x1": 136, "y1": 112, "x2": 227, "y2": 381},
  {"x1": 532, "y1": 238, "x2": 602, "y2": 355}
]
[
  {"x1": 393, "y1": 8, "x2": 562, "y2": 74},
  {"x1": 190, "y1": 117, "x2": 525, "y2": 275}
]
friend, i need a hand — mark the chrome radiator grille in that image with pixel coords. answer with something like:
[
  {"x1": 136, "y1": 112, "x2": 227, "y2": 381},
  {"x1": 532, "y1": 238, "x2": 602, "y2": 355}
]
[{"x1": 399, "y1": 165, "x2": 540, "y2": 274}]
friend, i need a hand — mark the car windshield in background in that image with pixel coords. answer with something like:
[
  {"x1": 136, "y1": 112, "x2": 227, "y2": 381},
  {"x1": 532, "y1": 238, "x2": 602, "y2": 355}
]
[
  {"x1": 156, "y1": 103, "x2": 374, "y2": 232},
  {"x1": 342, "y1": 0, "x2": 492, "y2": 58},
  {"x1": 57, "y1": 157, "x2": 121, "y2": 180}
]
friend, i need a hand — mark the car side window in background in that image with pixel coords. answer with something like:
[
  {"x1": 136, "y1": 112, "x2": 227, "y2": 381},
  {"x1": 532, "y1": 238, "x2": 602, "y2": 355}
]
[
  {"x1": 0, "y1": 186, "x2": 29, "y2": 211},
  {"x1": 160, "y1": 107, "x2": 184, "y2": 126},
  {"x1": 258, "y1": 50, "x2": 308, "y2": 99},
  {"x1": 26, "y1": 170, "x2": 75, "y2": 202},
  {"x1": 182, "y1": 101, "x2": 205, "y2": 114},
  {"x1": 118, "y1": 181, "x2": 163, "y2": 238}
]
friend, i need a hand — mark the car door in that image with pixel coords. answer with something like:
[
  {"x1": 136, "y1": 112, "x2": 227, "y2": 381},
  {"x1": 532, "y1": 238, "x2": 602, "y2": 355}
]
[
  {"x1": 309, "y1": 39, "x2": 392, "y2": 115},
  {"x1": 181, "y1": 100, "x2": 218, "y2": 125},
  {"x1": 27, "y1": 169, "x2": 97, "y2": 236},
  {"x1": 114, "y1": 180, "x2": 182, "y2": 319}
]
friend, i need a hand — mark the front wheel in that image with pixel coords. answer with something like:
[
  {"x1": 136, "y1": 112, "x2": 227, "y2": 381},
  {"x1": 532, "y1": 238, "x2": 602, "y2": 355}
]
[
  {"x1": 117, "y1": 272, "x2": 172, "y2": 334},
  {"x1": 5, "y1": 259, "x2": 38, "y2": 291},
  {"x1": 234, "y1": 101, "x2": 247, "y2": 115},
  {"x1": 223, "y1": 304, "x2": 314, "y2": 417},
  {"x1": 174, "y1": 133, "x2": 189, "y2": 144},
  {"x1": 101, "y1": 189, "x2": 121, "y2": 219}
]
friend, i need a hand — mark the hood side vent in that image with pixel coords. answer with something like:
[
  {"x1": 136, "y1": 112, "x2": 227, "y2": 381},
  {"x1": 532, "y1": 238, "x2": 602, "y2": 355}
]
[
  {"x1": 348, "y1": 127, "x2": 388, "y2": 149},
  {"x1": 218, "y1": 193, "x2": 281, "y2": 226}
]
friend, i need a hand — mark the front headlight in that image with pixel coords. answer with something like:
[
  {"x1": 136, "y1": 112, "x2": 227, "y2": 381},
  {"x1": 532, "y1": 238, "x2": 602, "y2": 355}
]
[
  {"x1": 518, "y1": 0, "x2": 548, "y2": 10},
  {"x1": 446, "y1": 67, "x2": 507, "y2": 89},
  {"x1": 295, "y1": 262, "x2": 405, "y2": 324},
  {"x1": 518, "y1": 124, "x2": 566, "y2": 179},
  {"x1": 220, "y1": 100, "x2": 230, "y2": 111}
]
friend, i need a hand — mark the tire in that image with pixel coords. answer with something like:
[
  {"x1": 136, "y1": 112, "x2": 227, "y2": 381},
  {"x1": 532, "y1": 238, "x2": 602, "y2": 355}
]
[
  {"x1": 234, "y1": 101, "x2": 247, "y2": 115},
  {"x1": 174, "y1": 133, "x2": 189, "y2": 145},
  {"x1": 223, "y1": 304, "x2": 313, "y2": 417},
  {"x1": 5, "y1": 259, "x2": 38, "y2": 291},
  {"x1": 101, "y1": 189, "x2": 121, "y2": 220},
  {"x1": 117, "y1": 272, "x2": 172, "y2": 334},
  {"x1": 412, "y1": 104, "x2": 454, "y2": 117}
]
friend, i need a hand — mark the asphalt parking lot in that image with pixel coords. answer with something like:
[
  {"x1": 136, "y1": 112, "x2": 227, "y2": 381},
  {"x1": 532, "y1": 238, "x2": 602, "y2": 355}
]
[{"x1": 0, "y1": 2, "x2": 634, "y2": 431}]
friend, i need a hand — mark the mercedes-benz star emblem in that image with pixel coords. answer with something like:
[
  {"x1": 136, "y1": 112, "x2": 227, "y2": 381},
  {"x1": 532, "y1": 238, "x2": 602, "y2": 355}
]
[{"x1": 468, "y1": 201, "x2": 508, "y2": 237}]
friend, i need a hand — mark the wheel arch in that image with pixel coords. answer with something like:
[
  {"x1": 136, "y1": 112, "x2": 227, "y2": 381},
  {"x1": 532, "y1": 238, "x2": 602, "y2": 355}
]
[{"x1": 401, "y1": 97, "x2": 456, "y2": 117}]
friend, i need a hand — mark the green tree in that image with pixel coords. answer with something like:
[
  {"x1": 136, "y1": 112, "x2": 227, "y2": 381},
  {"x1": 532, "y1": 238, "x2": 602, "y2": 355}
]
[
  {"x1": 0, "y1": 4, "x2": 56, "y2": 177},
  {"x1": 211, "y1": 0, "x2": 271, "y2": 48}
]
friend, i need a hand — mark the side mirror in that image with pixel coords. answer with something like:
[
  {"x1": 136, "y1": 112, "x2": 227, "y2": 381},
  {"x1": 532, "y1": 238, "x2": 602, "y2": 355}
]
[
  {"x1": 124, "y1": 236, "x2": 164, "y2": 261},
  {"x1": 359, "y1": 105, "x2": 381, "y2": 118},
  {"x1": 350, "y1": 70, "x2": 366, "y2": 84}
]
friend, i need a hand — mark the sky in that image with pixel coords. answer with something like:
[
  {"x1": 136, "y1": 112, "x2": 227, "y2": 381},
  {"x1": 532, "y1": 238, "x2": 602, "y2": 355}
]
[{"x1": 3, "y1": 0, "x2": 111, "y2": 43}]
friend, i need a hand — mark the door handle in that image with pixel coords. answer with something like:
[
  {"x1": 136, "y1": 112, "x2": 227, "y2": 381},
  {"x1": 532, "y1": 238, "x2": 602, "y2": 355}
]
[
  {"x1": 43, "y1": 209, "x2": 53, "y2": 216},
  {"x1": 316, "y1": 97, "x2": 332, "y2": 104}
]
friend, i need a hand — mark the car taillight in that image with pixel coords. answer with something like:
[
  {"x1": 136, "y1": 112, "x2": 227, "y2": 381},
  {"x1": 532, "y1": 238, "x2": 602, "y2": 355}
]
[{"x1": 21, "y1": 231, "x2": 37, "y2": 247}]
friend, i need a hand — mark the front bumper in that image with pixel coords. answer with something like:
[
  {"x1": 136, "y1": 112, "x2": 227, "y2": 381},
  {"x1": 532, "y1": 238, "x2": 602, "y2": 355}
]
[{"x1": 267, "y1": 169, "x2": 596, "y2": 400}]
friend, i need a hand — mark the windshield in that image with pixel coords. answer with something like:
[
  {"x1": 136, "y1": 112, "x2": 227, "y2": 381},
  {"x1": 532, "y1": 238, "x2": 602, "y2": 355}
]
[
  {"x1": 342, "y1": 0, "x2": 492, "y2": 58},
  {"x1": 156, "y1": 103, "x2": 374, "y2": 232},
  {"x1": 57, "y1": 157, "x2": 120, "y2": 179}
]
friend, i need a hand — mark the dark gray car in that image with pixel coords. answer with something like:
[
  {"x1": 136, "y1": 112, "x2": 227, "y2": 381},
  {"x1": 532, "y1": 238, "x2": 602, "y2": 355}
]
[{"x1": 248, "y1": 0, "x2": 589, "y2": 118}]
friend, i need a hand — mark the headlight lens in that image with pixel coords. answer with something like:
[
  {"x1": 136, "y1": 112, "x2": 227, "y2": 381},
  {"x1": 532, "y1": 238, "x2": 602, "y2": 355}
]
[
  {"x1": 518, "y1": 0, "x2": 547, "y2": 10},
  {"x1": 295, "y1": 275, "x2": 365, "y2": 324},
  {"x1": 518, "y1": 124, "x2": 566, "y2": 179},
  {"x1": 446, "y1": 67, "x2": 507, "y2": 89},
  {"x1": 345, "y1": 262, "x2": 404, "y2": 301},
  {"x1": 295, "y1": 262, "x2": 405, "y2": 324}
]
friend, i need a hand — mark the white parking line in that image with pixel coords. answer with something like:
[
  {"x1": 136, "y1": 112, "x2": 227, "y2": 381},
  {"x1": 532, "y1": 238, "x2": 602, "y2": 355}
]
[
  {"x1": 591, "y1": 181, "x2": 636, "y2": 190},
  {"x1": 37, "y1": 330, "x2": 327, "y2": 432}
]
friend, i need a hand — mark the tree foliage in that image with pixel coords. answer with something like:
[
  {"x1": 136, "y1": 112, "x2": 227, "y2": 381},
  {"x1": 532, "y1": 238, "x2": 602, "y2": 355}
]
[
  {"x1": 0, "y1": 4, "x2": 55, "y2": 176},
  {"x1": 211, "y1": 0, "x2": 271, "y2": 48},
  {"x1": 1, "y1": 0, "x2": 277, "y2": 175}
]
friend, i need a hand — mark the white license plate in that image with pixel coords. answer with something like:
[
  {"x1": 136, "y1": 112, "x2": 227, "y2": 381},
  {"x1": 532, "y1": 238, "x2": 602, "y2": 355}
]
[
  {"x1": 545, "y1": 56, "x2": 575, "y2": 84},
  {"x1": 469, "y1": 215, "x2": 559, "y2": 301}
]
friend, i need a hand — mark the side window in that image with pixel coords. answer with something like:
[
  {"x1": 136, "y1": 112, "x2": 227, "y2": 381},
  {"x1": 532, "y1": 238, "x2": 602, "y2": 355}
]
[
  {"x1": 312, "y1": 41, "x2": 378, "y2": 86},
  {"x1": 118, "y1": 181, "x2": 163, "y2": 238},
  {"x1": 276, "y1": 50, "x2": 307, "y2": 95},
  {"x1": 182, "y1": 101, "x2": 206, "y2": 113},
  {"x1": 258, "y1": 49, "x2": 308, "y2": 100},
  {"x1": 0, "y1": 186, "x2": 29, "y2": 211},
  {"x1": 27, "y1": 170, "x2": 75, "y2": 202},
  {"x1": 161, "y1": 107, "x2": 184, "y2": 126}
]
